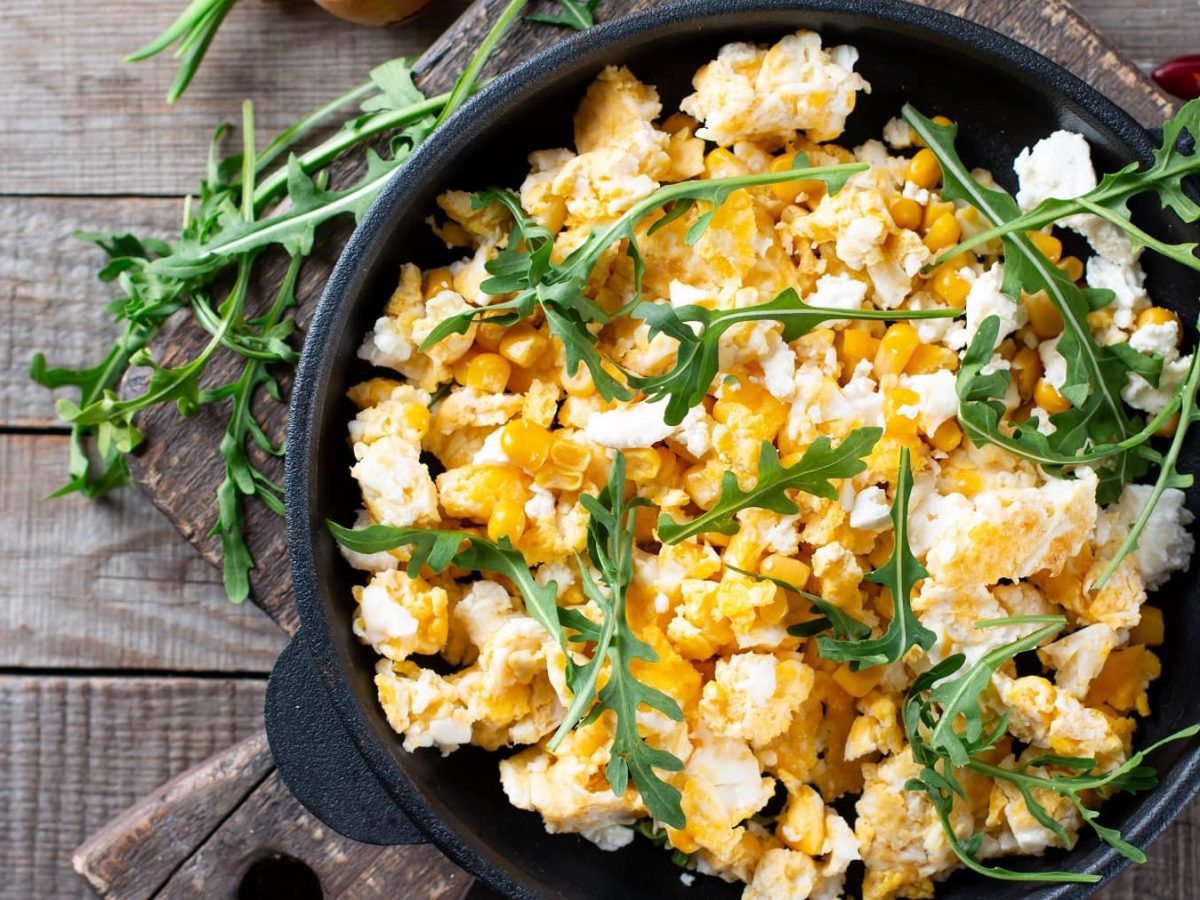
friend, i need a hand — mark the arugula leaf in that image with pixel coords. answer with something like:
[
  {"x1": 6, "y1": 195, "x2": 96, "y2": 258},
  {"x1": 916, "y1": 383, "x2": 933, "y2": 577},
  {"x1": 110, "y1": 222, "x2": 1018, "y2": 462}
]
[
  {"x1": 551, "y1": 453, "x2": 686, "y2": 828},
  {"x1": 419, "y1": 161, "x2": 868, "y2": 399},
  {"x1": 126, "y1": 0, "x2": 240, "y2": 103},
  {"x1": 633, "y1": 287, "x2": 959, "y2": 426},
  {"x1": 727, "y1": 564, "x2": 871, "y2": 641},
  {"x1": 527, "y1": 0, "x2": 601, "y2": 29},
  {"x1": 657, "y1": 429, "x2": 881, "y2": 544},
  {"x1": 327, "y1": 521, "x2": 565, "y2": 643},
  {"x1": 817, "y1": 446, "x2": 936, "y2": 669},
  {"x1": 633, "y1": 819, "x2": 694, "y2": 868}
]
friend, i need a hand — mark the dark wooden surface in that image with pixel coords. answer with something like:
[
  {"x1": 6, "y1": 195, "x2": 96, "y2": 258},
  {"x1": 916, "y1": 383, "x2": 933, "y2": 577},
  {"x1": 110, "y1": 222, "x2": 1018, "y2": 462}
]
[{"x1": 1, "y1": 0, "x2": 1197, "y2": 897}]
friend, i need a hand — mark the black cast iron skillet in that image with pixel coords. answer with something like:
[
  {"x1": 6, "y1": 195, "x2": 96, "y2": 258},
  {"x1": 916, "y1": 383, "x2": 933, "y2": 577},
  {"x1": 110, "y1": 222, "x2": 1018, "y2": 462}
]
[{"x1": 270, "y1": 2, "x2": 1200, "y2": 897}]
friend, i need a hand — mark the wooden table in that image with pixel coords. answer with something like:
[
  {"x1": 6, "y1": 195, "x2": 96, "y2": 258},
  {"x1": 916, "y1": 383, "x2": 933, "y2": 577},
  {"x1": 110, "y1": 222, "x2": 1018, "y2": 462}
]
[{"x1": 1, "y1": 1, "x2": 1196, "y2": 897}]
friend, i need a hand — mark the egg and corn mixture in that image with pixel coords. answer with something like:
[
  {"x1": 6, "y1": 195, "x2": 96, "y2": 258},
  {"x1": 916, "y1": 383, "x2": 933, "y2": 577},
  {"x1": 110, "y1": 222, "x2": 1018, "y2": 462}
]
[{"x1": 340, "y1": 31, "x2": 1195, "y2": 899}]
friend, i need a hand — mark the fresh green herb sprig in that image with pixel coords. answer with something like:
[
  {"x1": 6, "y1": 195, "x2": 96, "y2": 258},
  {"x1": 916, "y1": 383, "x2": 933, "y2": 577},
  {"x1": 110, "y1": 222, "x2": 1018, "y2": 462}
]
[
  {"x1": 633, "y1": 819, "x2": 694, "y2": 868},
  {"x1": 903, "y1": 617, "x2": 1200, "y2": 882},
  {"x1": 818, "y1": 447, "x2": 936, "y2": 669},
  {"x1": 552, "y1": 453, "x2": 686, "y2": 827},
  {"x1": 126, "y1": 0, "x2": 240, "y2": 104},
  {"x1": 657, "y1": 428, "x2": 881, "y2": 544},
  {"x1": 728, "y1": 564, "x2": 870, "y2": 641},
  {"x1": 420, "y1": 160, "x2": 869, "y2": 400},
  {"x1": 527, "y1": 0, "x2": 602, "y2": 29},
  {"x1": 903, "y1": 106, "x2": 1142, "y2": 504},
  {"x1": 33, "y1": 0, "x2": 537, "y2": 601},
  {"x1": 633, "y1": 288, "x2": 960, "y2": 426}
]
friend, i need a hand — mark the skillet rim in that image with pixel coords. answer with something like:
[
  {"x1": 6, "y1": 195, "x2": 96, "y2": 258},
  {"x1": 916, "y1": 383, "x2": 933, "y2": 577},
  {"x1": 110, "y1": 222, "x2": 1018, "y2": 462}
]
[{"x1": 284, "y1": 2, "x2": 1200, "y2": 897}]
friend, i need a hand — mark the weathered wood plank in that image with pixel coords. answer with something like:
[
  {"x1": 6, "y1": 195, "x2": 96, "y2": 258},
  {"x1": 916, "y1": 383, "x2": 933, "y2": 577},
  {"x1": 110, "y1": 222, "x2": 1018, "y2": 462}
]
[
  {"x1": 0, "y1": 432, "x2": 285, "y2": 671},
  {"x1": 1074, "y1": 0, "x2": 1198, "y2": 70},
  {"x1": 0, "y1": 676, "x2": 265, "y2": 900},
  {"x1": 0, "y1": 196, "x2": 182, "y2": 429},
  {"x1": 0, "y1": 0, "x2": 472, "y2": 196},
  {"x1": 73, "y1": 733, "x2": 274, "y2": 900},
  {"x1": 1102, "y1": 806, "x2": 1200, "y2": 898}
]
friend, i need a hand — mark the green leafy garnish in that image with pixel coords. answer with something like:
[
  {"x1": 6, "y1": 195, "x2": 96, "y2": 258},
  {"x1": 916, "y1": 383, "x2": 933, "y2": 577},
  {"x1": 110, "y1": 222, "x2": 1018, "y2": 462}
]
[
  {"x1": 554, "y1": 453, "x2": 686, "y2": 827},
  {"x1": 326, "y1": 521, "x2": 564, "y2": 642},
  {"x1": 126, "y1": 0, "x2": 240, "y2": 103},
  {"x1": 632, "y1": 288, "x2": 960, "y2": 426},
  {"x1": 633, "y1": 819, "x2": 694, "y2": 868},
  {"x1": 419, "y1": 160, "x2": 868, "y2": 399},
  {"x1": 728, "y1": 564, "x2": 870, "y2": 641},
  {"x1": 527, "y1": 0, "x2": 601, "y2": 29},
  {"x1": 903, "y1": 617, "x2": 1200, "y2": 882},
  {"x1": 657, "y1": 428, "x2": 881, "y2": 544},
  {"x1": 817, "y1": 446, "x2": 936, "y2": 669}
]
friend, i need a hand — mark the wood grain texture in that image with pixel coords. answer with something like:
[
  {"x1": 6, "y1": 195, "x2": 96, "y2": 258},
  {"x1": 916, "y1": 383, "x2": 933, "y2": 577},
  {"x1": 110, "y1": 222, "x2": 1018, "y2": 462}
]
[
  {"x1": 0, "y1": 432, "x2": 285, "y2": 671},
  {"x1": 1075, "y1": 0, "x2": 1198, "y2": 70},
  {"x1": 74, "y1": 733, "x2": 274, "y2": 900},
  {"x1": 0, "y1": 0, "x2": 471, "y2": 196},
  {"x1": 0, "y1": 676, "x2": 265, "y2": 900}
]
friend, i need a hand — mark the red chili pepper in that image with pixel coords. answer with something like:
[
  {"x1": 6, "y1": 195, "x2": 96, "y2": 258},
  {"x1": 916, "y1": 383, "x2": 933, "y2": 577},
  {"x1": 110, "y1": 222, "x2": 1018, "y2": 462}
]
[{"x1": 1153, "y1": 55, "x2": 1200, "y2": 100}]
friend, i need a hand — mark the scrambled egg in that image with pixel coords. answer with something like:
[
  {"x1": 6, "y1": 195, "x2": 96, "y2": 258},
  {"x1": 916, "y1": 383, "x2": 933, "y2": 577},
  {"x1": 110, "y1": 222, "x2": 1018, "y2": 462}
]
[{"x1": 342, "y1": 31, "x2": 1195, "y2": 899}]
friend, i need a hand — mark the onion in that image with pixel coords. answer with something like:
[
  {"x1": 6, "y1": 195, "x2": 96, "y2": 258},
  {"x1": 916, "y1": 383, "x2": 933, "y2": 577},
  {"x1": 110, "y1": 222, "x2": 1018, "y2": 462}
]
[{"x1": 313, "y1": 0, "x2": 435, "y2": 26}]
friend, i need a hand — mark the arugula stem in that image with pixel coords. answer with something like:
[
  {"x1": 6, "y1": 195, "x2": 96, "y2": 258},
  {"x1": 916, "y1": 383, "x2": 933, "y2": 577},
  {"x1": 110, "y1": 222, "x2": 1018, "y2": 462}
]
[
  {"x1": 433, "y1": 0, "x2": 528, "y2": 131},
  {"x1": 256, "y1": 81, "x2": 380, "y2": 176}
]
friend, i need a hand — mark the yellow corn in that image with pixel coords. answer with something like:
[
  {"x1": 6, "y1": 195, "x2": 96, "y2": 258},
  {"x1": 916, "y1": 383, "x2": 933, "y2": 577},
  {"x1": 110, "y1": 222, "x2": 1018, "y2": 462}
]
[
  {"x1": 944, "y1": 467, "x2": 983, "y2": 496},
  {"x1": 905, "y1": 148, "x2": 942, "y2": 189},
  {"x1": 704, "y1": 147, "x2": 748, "y2": 178},
  {"x1": 884, "y1": 387, "x2": 921, "y2": 435},
  {"x1": 768, "y1": 153, "x2": 826, "y2": 203},
  {"x1": 1011, "y1": 346, "x2": 1043, "y2": 400},
  {"x1": 1025, "y1": 230, "x2": 1063, "y2": 263},
  {"x1": 400, "y1": 403, "x2": 431, "y2": 440},
  {"x1": 887, "y1": 196, "x2": 924, "y2": 231},
  {"x1": 931, "y1": 265, "x2": 971, "y2": 307},
  {"x1": 874, "y1": 323, "x2": 921, "y2": 377},
  {"x1": 422, "y1": 266, "x2": 454, "y2": 298},
  {"x1": 1130, "y1": 606, "x2": 1164, "y2": 647},
  {"x1": 760, "y1": 554, "x2": 812, "y2": 590},
  {"x1": 779, "y1": 785, "x2": 826, "y2": 856},
  {"x1": 534, "y1": 465, "x2": 583, "y2": 492},
  {"x1": 624, "y1": 448, "x2": 663, "y2": 483},
  {"x1": 548, "y1": 434, "x2": 590, "y2": 471},
  {"x1": 1155, "y1": 411, "x2": 1181, "y2": 438},
  {"x1": 660, "y1": 112, "x2": 696, "y2": 134},
  {"x1": 837, "y1": 328, "x2": 881, "y2": 381},
  {"x1": 683, "y1": 463, "x2": 720, "y2": 509},
  {"x1": 1137, "y1": 306, "x2": 1182, "y2": 334},
  {"x1": 996, "y1": 338, "x2": 1018, "y2": 362},
  {"x1": 1034, "y1": 378, "x2": 1072, "y2": 414},
  {"x1": 487, "y1": 499, "x2": 526, "y2": 545},
  {"x1": 561, "y1": 362, "x2": 595, "y2": 398},
  {"x1": 833, "y1": 663, "x2": 884, "y2": 698},
  {"x1": 905, "y1": 343, "x2": 959, "y2": 375},
  {"x1": 500, "y1": 419, "x2": 553, "y2": 471},
  {"x1": 498, "y1": 325, "x2": 550, "y2": 368},
  {"x1": 923, "y1": 211, "x2": 961, "y2": 252},
  {"x1": 1024, "y1": 291, "x2": 1064, "y2": 339},
  {"x1": 928, "y1": 419, "x2": 963, "y2": 453},
  {"x1": 460, "y1": 352, "x2": 511, "y2": 393},
  {"x1": 1057, "y1": 255, "x2": 1085, "y2": 282},
  {"x1": 922, "y1": 199, "x2": 955, "y2": 232},
  {"x1": 475, "y1": 321, "x2": 506, "y2": 351}
]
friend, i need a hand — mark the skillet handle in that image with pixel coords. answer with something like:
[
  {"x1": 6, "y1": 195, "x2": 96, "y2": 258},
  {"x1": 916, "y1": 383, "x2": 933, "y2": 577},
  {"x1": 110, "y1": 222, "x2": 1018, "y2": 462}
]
[{"x1": 264, "y1": 633, "x2": 426, "y2": 845}]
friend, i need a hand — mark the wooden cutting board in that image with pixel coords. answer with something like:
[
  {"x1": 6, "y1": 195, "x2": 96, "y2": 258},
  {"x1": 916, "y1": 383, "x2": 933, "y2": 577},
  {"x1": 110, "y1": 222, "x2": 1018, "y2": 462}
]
[{"x1": 75, "y1": 0, "x2": 1176, "y2": 896}]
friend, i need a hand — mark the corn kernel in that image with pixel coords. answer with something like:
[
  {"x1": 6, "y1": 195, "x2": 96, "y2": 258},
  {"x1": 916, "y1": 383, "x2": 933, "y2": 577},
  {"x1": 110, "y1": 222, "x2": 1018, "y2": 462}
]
[
  {"x1": 704, "y1": 147, "x2": 748, "y2": 178},
  {"x1": 475, "y1": 321, "x2": 506, "y2": 351},
  {"x1": 760, "y1": 554, "x2": 812, "y2": 590},
  {"x1": 922, "y1": 199, "x2": 955, "y2": 232},
  {"x1": 931, "y1": 265, "x2": 971, "y2": 307},
  {"x1": 400, "y1": 403, "x2": 431, "y2": 440},
  {"x1": 1034, "y1": 378, "x2": 1072, "y2": 414},
  {"x1": 534, "y1": 465, "x2": 583, "y2": 492},
  {"x1": 945, "y1": 467, "x2": 983, "y2": 495},
  {"x1": 885, "y1": 387, "x2": 921, "y2": 435},
  {"x1": 500, "y1": 419, "x2": 553, "y2": 471},
  {"x1": 1137, "y1": 306, "x2": 1182, "y2": 335},
  {"x1": 923, "y1": 212, "x2": 961, "y2": 252},
  {"x1": 1057, "y1": 255, "x2": 1084, "y2": 282},
  {"x1": 887, "y1": 196, "x2": 924, "y2": 231},
  {"x1": 905, "y1": 148, "x2": 942, "y2": 189},
  {"x1": 768, "y1": 153, "x2": 826, "y2": 203},
  {"x1": 561, "y1": 362, "x2": 595, "y2": 397},
  {"x1": 624, "y1": 448, "x2": 662, "y2": 483},
  {"x1": 928, "y1": 419, "x2": 963, "y2": 453},
  {"x1": 684, "y1": 463, "x2": 720, "y2": 509},
  {"x1": 422, "y1": 267, "x2": 454, "y2": 299},
  {"x1": 1011, "y1": 347, "x2": 1043, "y2": 400},
  {"x1": 1130, "y1": 606, "x2": 1165, "y2": 647},
  {"x1": 874, "y1": 323, "x2": 921, "y2": 377},
  {"x1": 549, "y1": 434, "x2": 590, "y2": 471},
  {"x1": 996, "y1": 338, "x2": 1018, "y2": 362},
  {"x1": 1024, "y1": 291, "x2": 1064, "y2": 339},
  {"x1": 779, "y1": 785, "x2": 826, "y2": 856},
  {"x1": 498, "y1": 325, "x2": 551, "y2": 368},
  {"x1": 462, "y1": 352, "x2": 511, "y2": 393},
  {"x1": 661, "y1": 112, "x2": 696, "y2": 134},
  {"x1": 837, "y1": 328, "x2": 881, "y2": 382},
  {"x1": 833, "y1": 663, "x2": 884, "y2": 698},
  {"x1": 487, "y1": 499, "x2": 526, "y2": 545},
  {"x1": 1025, "y1": 231, "x2": 1063, "y2": 263},
  {"x1": 1155, "y1": 411, "x2": 1181, "y2": 438},
  {"x1": 905, "y1": 343, "x2": 959, "y2": 375}
]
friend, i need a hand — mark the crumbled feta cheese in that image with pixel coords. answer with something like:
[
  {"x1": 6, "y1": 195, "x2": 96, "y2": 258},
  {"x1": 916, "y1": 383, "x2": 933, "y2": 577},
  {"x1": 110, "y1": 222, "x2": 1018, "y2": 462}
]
[
  {"x1": 360, "y1": 582, "x2": 419, "y2": 646},
  {"x1": 584, "y1": 397, "x2": 680, "y2": 448},
  {"x1": 1112, "y1": 484, "x2": 1195, "y2": 590},
  {"x1": 963, "y1": 262, "x2": 1025, "y2": 349},
  {"x1": 472, "y1": 427, "x2": 513, "y2": 466},
  {"x1": 849, "y1": 485, "x2": 892, "y2": 531},
  {"x1": 524, "y1": 485, "x2": 557, "y2": 522},
  {"x1": 672, "y1": 404, "x2": 713, "y2": 458},
  {"x1": 1123, "y1": 354, "x2": 1193, "y2": 414},
  {"x1": 882, "y1": 116, "x2": 913, "y2": 149},
  {"x1": 900, "y1": 369, "x2": 959, "y2": 434},
  {"x1": 1130, "y1": 320, "x2": 1180, "y2": 358},
  {"x1": 809, "y1": 272, "x2": 868, "y2": 312},
  {"x1": 1086, "y1": 255, "x2": 1149, "y2": 330},
  {"x1": 1038, "y1": 336, "x2": 1068, "y2": 390},
  {"x1": 761, "y1": 339, "x2": 798, "y2": 401},
  {"x1": 680, "y1": 873, "x2": 695, "y2": 887}
]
